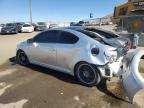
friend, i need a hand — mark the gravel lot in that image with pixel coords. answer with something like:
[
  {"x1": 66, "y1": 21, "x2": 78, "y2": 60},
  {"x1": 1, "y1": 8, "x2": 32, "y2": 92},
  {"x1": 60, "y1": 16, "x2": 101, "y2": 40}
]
[{"x1": 0, "y1": 31, "x2": 144, "y2": 108}]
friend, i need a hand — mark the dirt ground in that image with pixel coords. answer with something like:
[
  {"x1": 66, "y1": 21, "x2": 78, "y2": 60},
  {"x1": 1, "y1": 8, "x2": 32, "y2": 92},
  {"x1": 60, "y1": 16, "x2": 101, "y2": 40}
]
[{"x1": 0, "y1": 30, "x2": 144, "y2": 108}]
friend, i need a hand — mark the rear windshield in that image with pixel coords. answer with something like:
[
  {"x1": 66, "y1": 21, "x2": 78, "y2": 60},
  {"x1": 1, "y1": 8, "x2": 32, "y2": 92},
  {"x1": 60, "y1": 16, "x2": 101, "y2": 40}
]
[
  {"x1": 23, "y1": 24, "x2": 31, "y2": 27},
  {"x1": 85, "y1": 28, "x2": 118, "y2": 39},
  {"x1": 77, "y1": 30, "x2": 104, "y2": 43}
]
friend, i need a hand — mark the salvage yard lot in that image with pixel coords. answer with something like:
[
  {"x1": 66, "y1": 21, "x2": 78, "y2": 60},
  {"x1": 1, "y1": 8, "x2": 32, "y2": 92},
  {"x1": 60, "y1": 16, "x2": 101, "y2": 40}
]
[{"x1": 0, "y1": 32, "x2": 144, "y2": 108}]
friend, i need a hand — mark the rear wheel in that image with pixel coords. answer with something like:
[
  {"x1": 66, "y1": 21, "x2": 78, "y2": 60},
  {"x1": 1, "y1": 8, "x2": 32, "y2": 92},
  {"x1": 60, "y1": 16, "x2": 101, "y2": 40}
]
[
  {"x1": 75, "y1": 62, "x2": 101, "y2": 87},
  {"x1": 16, "y1": 50, "x2": 29, "y2": 66}
]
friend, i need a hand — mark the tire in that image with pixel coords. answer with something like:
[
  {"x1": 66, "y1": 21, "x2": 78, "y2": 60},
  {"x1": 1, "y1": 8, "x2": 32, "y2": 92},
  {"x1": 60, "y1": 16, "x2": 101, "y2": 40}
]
[
  {"x1": 16, "y1": 50, "x2": 29, "y2": 66},
  {"x1": 75, "y1": 62, "x2": 101, "y2": 87},
  {"x1": 15, "y1": 30, "x2": 18, "y2": 34}
]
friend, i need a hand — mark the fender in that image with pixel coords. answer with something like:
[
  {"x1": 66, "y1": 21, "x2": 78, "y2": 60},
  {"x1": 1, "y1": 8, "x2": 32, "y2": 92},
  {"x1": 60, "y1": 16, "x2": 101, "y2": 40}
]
[{"x1": 121, "y1": 49, "x2": 144, "y2": 103}]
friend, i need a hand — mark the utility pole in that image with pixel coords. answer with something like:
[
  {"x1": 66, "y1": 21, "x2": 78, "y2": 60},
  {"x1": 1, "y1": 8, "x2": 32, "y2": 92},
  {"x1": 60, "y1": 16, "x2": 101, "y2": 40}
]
[{"x1": 29, "y1": 0, "x2": 32, "y2": 24}]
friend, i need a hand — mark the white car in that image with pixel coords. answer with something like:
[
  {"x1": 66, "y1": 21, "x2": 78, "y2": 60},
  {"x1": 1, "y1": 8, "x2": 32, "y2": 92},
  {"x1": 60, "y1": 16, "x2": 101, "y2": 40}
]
[
  {"x1": 16, "y1": 28, "x2": 120, "y2": 87},
  {"x1": 0, "y1": 26, "x2": 2, "y2": 33},
  {"x1": 21, "y1": 24, "x2": 34, "y2": 33},
  {"x1": 0, "y1": 24, "x2": 5, "y2": 33}
]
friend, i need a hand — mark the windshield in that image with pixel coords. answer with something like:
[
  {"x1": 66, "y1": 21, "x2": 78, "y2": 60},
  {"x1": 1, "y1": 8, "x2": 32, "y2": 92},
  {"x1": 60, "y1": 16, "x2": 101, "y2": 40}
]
[
  {"x1": 6, "y1": 23, "x2": 16, "y2": 27},
  {"x1": 37, "y1": 22, "x2": 46, "y2": 25}
]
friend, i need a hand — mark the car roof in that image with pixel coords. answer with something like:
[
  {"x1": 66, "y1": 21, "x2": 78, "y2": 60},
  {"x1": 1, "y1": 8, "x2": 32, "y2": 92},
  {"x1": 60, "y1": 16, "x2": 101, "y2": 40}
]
[
  {"x1": 44, "y1": 27, "x2": 99, "y2": 42},
  {"x1": 52, "y1": 26, "x2": 112, "y2": 33},
  {"x1": 57, "y1": 26, "x2": 119, "y2": 38}
]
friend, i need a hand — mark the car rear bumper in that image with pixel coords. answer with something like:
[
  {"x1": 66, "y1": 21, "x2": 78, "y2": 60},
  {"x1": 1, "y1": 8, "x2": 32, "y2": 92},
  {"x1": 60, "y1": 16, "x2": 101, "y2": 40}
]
[
  {"x1": 92, "y1": 57, "x2": 123, "y2": 78},
  {"x1": 22, "y1": 29, "x2": 31, "y2": 33}
]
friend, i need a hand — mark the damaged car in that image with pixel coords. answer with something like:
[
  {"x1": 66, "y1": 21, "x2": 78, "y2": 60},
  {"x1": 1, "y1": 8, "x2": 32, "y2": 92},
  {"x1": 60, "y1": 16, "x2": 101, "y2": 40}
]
[
  {"x1": 16, "y1": 28, "x2": 128, "y2": 86},
  {"x1": 16, "y1": 28, "x2": 144, "y2": 103}
]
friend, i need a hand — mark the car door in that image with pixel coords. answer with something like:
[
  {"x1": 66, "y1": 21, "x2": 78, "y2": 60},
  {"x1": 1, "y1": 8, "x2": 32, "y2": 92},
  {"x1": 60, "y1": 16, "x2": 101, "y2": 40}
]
[
  {"x1": 121, "y1": 50, "x2": 144, "y2": 103},
  {"x1": 28, "y1": 30, "x2": 59, "y2": 67},
  {"x1": 56, "y1": 30, "x2": 79, "y2": 73}
]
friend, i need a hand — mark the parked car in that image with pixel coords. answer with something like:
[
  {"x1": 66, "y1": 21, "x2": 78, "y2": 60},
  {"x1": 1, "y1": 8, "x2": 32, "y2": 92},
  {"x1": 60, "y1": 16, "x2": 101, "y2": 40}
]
[
  {"x1": 1, "y1": 23, "x2": 21, "y2": 34},
  {"x1": 21, "y1": 24, "x2": 34, "y2": 33},
  {"x1": 14, "y1": 22, "x2": 25, "y2": 33},
  {"x1": 49, "y1": 24, "x2": 59, "y2": 29},
  {"x1": 16, "y1": 28, "x2": 126, "y2": 86},
  {"x1": 36, "y1": 22, "x2": 48, "y2": 31},
  {"x1": 0, "y1": 24, "x2": 5, "y2": 33},
  {"x1": 32, "y1": 23, "x2": 37, "y2": 31}
]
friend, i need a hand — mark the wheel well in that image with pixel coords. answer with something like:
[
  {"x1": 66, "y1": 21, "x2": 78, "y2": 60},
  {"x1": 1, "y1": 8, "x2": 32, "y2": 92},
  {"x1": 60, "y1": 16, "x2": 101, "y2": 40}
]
[
  {"x1": 74, "y1": 61, "x2": 102, "y2": 78},
  {"x1": 16, "y1": 49, "x2": 24, "y2": 55},
  {"x1": 16, "y1": 49, "x2": 29, "y2": 62},
  {"x1": 16, "y1": 49, "x2": 28, "y2": 59}
]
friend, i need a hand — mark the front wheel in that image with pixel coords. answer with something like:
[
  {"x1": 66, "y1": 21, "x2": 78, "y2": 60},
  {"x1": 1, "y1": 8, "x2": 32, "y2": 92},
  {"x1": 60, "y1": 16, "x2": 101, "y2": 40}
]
[
  {"x1": 75, "y1": 62, "x2": 101, "y2": 87},
  {"x1": 16, "y1": 51, "x2": 29, "y2": 66}
]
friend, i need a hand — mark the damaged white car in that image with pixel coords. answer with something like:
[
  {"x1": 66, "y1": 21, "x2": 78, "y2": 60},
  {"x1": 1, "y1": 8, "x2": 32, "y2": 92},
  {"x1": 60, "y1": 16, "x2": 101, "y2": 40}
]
[
  {"x1": 16, "y1": 28, "x2": 144, "y2": 103},
  {"x1": 16, "y1": 28, "x2": 128, "y2": 86}
]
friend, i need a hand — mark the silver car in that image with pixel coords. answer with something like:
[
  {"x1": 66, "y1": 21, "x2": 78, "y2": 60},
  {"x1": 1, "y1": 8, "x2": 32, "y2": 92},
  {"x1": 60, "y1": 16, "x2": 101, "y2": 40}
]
[{"x1": 16, "y1": 28, "x2": 122, "y2": 86}]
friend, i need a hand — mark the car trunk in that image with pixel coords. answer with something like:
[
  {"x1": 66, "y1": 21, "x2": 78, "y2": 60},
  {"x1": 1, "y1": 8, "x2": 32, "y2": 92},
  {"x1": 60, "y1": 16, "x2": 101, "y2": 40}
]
[{"x1": 103, "y1": 37, "x2": 129, "y2": 58}]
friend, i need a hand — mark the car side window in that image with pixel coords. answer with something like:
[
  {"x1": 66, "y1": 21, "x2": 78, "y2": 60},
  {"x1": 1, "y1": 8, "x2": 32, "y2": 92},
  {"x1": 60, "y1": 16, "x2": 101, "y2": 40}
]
[
  {"x1": 58, "y1": 31, "x2": 79, "y2": 44},
  {"x1": 34, "y1": 30, "x2": 59, "y2": 43}
]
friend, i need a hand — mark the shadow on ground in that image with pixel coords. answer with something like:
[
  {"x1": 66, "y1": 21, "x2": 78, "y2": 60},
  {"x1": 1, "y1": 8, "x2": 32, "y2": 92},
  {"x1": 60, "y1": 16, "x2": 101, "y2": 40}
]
[{"x1": 9, "y1": 56, "x2": 130, "y2": 104}]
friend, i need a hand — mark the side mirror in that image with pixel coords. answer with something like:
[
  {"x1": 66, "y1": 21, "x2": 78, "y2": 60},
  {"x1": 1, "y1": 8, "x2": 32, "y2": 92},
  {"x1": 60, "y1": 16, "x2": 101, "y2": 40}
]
[{"x1": 27, "y1": 38, "x2": 33, "y2": 44}]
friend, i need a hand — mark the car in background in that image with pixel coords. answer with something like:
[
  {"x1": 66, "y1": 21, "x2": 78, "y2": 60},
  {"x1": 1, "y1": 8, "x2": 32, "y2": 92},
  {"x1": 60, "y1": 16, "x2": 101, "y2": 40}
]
[
  {"x1": 0, "y1": 24, "x2": 5, "y2": 33},
  {"x1": 1, "y1": 23, "x2": 21, "y2": 34},
  {"x1": 49, "y1": 24, "x2": 59, "y2": 29},
  {"x1": 16, "y1": 28, "x2": 123, "y2": 87},
  {"x1": 107, "y1": 22, "x2": 113, "y2": 25},
  {"x1": 21, "y1": 24, "x2": 34, "y2": 33},
  {"x1": 32, "y1": 23, "x2": 37, "y2": 31},
  {"x1": 36, "y1": 22, "x2": 48, "y2": 31}
]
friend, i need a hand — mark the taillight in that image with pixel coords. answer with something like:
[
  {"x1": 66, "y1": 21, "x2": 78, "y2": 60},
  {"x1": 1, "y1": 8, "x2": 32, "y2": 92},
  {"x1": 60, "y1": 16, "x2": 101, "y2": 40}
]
[
  {"x1": 127, "y1": 40, "x2": 132, "y2": 49},
  {"x1": 104, "y1": 48, "x2": 117, "y2": 63},
  {"x1": 91, "y1": 48, "x2": 99, "y2": 56}
]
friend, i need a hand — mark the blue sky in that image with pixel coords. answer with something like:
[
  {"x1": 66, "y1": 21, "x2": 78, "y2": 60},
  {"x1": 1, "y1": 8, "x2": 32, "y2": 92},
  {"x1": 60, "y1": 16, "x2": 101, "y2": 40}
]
[{"x1": 0, "y1": 0, "x2": 127, "y2": 23}]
